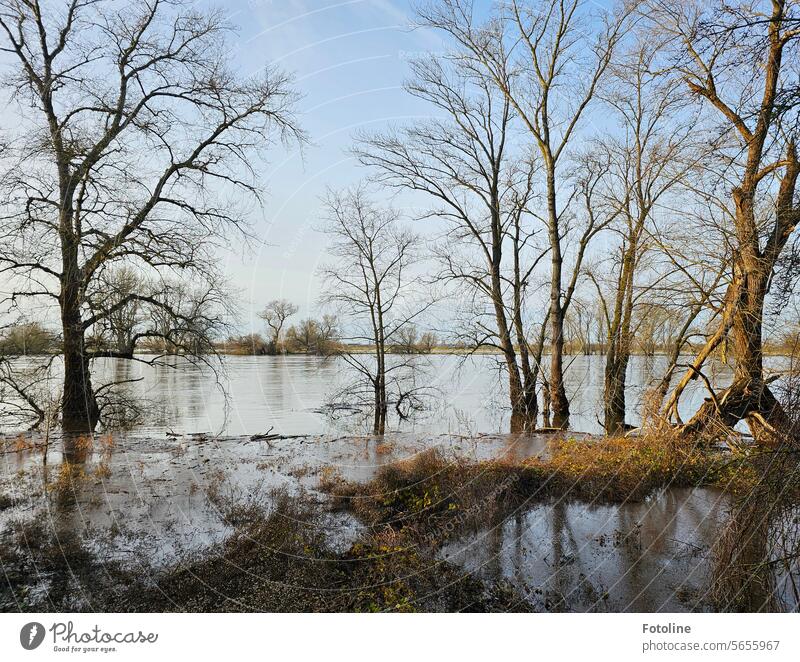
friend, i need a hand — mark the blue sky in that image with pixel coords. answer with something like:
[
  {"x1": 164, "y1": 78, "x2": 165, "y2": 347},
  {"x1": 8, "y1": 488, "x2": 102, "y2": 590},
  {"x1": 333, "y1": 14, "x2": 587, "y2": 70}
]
[{"x1": 213, "y1": 0, "x2": 450, "y2": 330}]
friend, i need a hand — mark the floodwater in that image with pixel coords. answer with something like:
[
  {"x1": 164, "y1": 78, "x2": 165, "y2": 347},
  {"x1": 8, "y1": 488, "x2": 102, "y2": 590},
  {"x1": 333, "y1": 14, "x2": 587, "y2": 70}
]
[
  {"x1": 0, "y1": 434, "x2": 726, "y2": 611},
  {"x1": 1, "y1": 431, "x2": 730, "y2": 611},
  {"x1": 6, "y1": 353, "x2": 775, "y2": 436},
  {"x1": 442, "y1": 488, "x2": 728, "y2": 612},
  {"x1": 0, "y1": 432, "x2": 553, "y2": 565},
  {"x1": 0, "y1": 353, "x2": 793, "y2": 611}
]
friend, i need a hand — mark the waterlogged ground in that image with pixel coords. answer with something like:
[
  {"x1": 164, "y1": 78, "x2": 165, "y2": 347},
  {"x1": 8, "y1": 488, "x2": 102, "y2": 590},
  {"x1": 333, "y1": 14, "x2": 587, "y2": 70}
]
[
  {"x1": 0, "y1": 431, "x2": 732, "y2": 612},
  {"x1": 0, "y1": 431, "x2": 556, "y2": 567}
]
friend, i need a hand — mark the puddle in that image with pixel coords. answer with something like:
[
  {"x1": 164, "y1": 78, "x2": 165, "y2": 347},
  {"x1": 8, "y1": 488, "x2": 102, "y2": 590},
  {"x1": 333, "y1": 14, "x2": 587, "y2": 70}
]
[{"x1": 441, "y1": 488, "x2": 729, "y2": 612}]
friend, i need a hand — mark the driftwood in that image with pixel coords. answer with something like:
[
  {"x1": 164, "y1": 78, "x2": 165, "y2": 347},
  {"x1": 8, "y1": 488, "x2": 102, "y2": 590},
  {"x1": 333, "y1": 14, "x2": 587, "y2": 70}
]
[{"x1": 249, "y1": 426, "x2": 309, "y2": 442}]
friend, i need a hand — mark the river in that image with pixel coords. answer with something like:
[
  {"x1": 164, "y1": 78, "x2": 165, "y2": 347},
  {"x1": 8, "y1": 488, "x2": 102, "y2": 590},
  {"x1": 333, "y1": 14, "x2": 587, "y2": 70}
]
[{"x1": 45, "y1": 352, "x2": 776, "y2": 436}]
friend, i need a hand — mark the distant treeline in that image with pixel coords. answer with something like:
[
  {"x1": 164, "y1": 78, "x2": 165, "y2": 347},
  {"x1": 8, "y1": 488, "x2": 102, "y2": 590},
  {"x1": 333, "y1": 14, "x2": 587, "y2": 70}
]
[
  {"x1": 0, "y1": 322, "x2": 60, "y2": 355},
  {"x1": 222, "y1": 315, "x2": 438, "y2": 356},
  {"x1": 6, "y1": 318, "x2": 799, "y2": 359}
]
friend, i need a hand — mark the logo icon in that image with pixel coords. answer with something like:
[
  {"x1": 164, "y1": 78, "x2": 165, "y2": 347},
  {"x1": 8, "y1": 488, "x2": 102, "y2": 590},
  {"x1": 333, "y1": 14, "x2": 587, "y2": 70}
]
[{"x1": 20, "y1": 622, "x2": 45, "y2": 650}]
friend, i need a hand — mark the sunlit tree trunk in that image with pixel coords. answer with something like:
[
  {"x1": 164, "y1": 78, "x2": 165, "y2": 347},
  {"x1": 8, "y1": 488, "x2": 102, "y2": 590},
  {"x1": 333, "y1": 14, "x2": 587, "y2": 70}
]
[{"x1": 653, "y1": 0, "x2": 800, "y2": 443}]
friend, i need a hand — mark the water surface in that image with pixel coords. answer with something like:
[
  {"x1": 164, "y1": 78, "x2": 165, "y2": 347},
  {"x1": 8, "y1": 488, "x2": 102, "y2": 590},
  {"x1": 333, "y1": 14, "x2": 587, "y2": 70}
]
[
  {"x1": 77, "y1": 353, "x2": 766, "y2": 436},
  {"x1": 442, "y1": 488, "x2": 728, "y2": 612}
]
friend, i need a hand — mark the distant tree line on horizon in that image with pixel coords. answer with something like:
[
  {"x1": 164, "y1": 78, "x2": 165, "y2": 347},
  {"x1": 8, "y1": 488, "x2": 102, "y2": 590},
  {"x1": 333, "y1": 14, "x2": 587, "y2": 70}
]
[{"x1": 7, "y1": 312, "x2": 800, "y2": 359}]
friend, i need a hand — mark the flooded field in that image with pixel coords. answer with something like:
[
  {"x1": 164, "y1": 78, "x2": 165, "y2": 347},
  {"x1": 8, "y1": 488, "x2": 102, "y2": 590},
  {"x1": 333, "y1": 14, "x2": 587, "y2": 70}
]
[
  {"x1": 0, "y1": 432, "x2": 556, "y2": 568},
  {"x1": 3, "y1": 353, "x2": 773, "y2": 436},
  {"x1": 1, "y1": 355, "x2": 796, "y2": 612},
  {"x1": 1, "y1": 429, "x2": 735, "y2": 612}
]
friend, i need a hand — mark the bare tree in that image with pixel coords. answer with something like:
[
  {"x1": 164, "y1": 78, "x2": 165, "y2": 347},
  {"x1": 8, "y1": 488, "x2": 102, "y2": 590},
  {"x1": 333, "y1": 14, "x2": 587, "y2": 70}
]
[
  {"x1": 259, "y1": 299, "x2": 299, "y2": 354},
  {"x1": 417, "y1": 331, "x2": 438, "y2": 354},
  {"x1": 104, "y1": 276, "x2": 237, "y2": 357},
  {"x1": 0, "y1": 0, "x2": 301, "y2": 431},
  {"x1": 580, "y1": 42, "x2": 698, "y2": 435},
  {"x1": 418, "y1": 0, "x2": 634, "y2": 428},
  {"x1": 648, "y1": 0, "x2": 800, "y2": 441},
  {"x1": 87, "y1": 267, "x2": 144, "y2": 354},
  {"x1": 0, "y1": 321, "x2": 58, "y2": 355},
  {"x1": 319, "y1": 187, "x2": 429, "y2": 435},
  {"x1": 564, "y1": 296, "x2": 598, "y2": 356},
  {"x1": 356, "y1": 52, "x2": 546, "y2": 432},
  {"x1": 0, "y1": 354, "x2": 57, "y2": 429},
  {"x1": 393, "y1": 325, "x2": 420, "y2": 354},
  {"x1": 285, "y1": 316, "x2": 339, "y2": 355}
]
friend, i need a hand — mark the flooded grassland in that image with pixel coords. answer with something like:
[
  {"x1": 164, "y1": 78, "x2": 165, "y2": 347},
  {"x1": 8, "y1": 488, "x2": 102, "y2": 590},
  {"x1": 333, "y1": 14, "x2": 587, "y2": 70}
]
[
  {"x1": 1, "y1": 355, "x2": 798, "y2": 612},
  {"x1": 1, "y1": 428, "x2": 775, "y2": 613}
]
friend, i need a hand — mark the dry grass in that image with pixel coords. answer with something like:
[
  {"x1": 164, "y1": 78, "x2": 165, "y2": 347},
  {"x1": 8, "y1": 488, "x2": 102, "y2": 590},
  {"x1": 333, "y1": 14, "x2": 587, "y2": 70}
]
[
  {"x1": 14, "y1": 435, "x2": 30, "y2": 452},
  {"x1": 709, "y1": 447, "x2": 800, "y2": 612},
  {"x1": 47, "y1": 462, "x2": 87, "y2": 496},
  {"x1": 93, "y1": 462, "x2": 112, "y2": 480},
  {"x1": 522, "y1": 431, "x2": 740, "y2": 502},
  {"x1": 375, "y1": 440, "x2": 394, "y2": 455},
  {"x1": 324, "y1": 433, "x2": 736, "y2": 543}
]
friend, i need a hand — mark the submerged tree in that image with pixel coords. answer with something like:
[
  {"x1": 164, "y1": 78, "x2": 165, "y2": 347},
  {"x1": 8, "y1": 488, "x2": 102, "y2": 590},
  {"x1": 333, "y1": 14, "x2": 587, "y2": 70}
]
[
  {"x1": 0, "y1": 321, "x2": 58, "y2": 356},
  {"x1": 284, "y1": 315, "x2": 339, "y2": 355},
  {"x1": 649, "y1": 0, "x2": 800, "y2": 441},
  {"x1": 356, "y1": 52, "x2": 546, "y2": 432},
  {"x1": 581, "y1": 43, "x2": 697, "y2": 435},
  {"x1": 0, "y1": 0, "x2": 301, "y2": 431},
  {"x1": 319, "y1": 187, "x2": 429, "y2": 435},
  {"x1": 419, "y1": 0, "x2": 634, "y2": 428},
  {"x1": 87, "y1": 267, "x2": 144, "y2": 354}
]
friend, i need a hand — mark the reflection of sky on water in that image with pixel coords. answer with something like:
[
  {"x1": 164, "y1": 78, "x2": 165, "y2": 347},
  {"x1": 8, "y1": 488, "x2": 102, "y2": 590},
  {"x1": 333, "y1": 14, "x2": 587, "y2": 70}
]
[{"x1": 5, "y1": 354, "x2": 787, "y2": 436}]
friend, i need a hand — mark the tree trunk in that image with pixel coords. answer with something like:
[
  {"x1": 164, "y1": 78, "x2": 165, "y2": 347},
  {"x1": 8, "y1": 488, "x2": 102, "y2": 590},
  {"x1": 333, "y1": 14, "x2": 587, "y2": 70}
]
[
  {"x1": 508, "y1": 366, "x2": 537, "y2": 433},
  {"x1": 546, "y1": 169, "x2": 569, "y2": 429},
  {"x1": 670, "y1": 6, "x2": 800, "y2": 443},
  {"x1": 549, "y1": 293, "x2": 569, "y2": 429},
  {"x1": 61, "y1": 281, "x2": 99, "y2": 433},
  {"x1": 373, "y1": 379, "x2": 386, "y2": 435},
  {"x1": 679, "y1": 234, "x2": 789, "y2": 442},
  {"x1": 682, "y1": 282, "x2": 788, "y2": 441},
  {"x1": 488, "y1": 216, "x2": 537, "y2": 433},
  {"x1": 511, "y1": 250, "x2": 539, "y2": 432},
  {"x1": 541, "y1": 380, "x2": 552, "y2": 429},
  {"x1": 373, "y1": 326, "x2": 387, "y2": 434},
  {"x1": 603, "y1": 243, "x2": 636, "y2": 435},
  {"x1": 603, "y1": 357, "x2": 628, "y2": 436}
]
